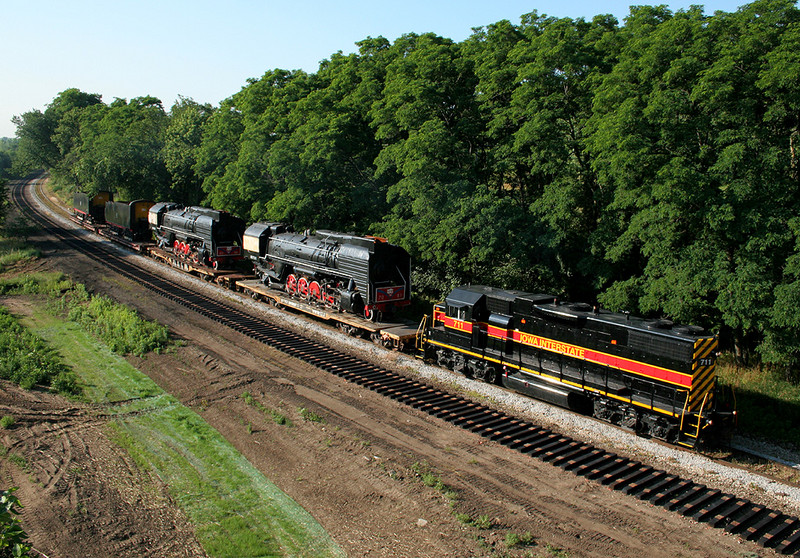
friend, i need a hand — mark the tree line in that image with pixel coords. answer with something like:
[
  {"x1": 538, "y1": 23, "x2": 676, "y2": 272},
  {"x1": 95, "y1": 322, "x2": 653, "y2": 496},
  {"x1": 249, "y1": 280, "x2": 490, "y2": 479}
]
[{"x1": 10, "y1": 0, "x2": 800, "y2": 375}]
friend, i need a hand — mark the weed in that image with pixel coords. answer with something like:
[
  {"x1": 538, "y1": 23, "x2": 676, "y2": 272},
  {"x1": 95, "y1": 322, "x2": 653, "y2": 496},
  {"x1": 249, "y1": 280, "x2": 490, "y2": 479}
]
[
  {"x1": 241, "y1": 391, "x2": 293, "y2": 426},
  {"x1": 505, "y1": 531, "x2": 534, "y2": 548},
  {"x1": 473, "y1": 514, "x2": 492, "y2": 530},
  {"x1": 543, "y1": 543, "x2": 569, "y2": 557},
  {"x1": 298, "y1": 407, "x2": 324, "y2": 423},
  {"x1": 7, "y1": 452, "x2": 28, "y2": 471},
  {"x1": 0, "y1": 415, "x2": 14, "y2": 429}
]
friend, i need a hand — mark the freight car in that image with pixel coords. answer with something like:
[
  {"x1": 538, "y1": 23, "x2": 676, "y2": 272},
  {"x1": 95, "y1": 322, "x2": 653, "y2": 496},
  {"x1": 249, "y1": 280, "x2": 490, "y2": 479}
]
[
  {"x1": 73, "y1": 191, "x2": 113, "y2": 224},
  {"x1": 419, "y1": 285, "x2": 735, "y2": 447},
  {"x1": 104, "y1": 199, "x2": 154, "y2": 241},
  {"x1": 243, "y1": 222, "x2": 412, "y2": 320},
  {"x1": 148, "y1": 203, "x2": 246, "y2": 270}
]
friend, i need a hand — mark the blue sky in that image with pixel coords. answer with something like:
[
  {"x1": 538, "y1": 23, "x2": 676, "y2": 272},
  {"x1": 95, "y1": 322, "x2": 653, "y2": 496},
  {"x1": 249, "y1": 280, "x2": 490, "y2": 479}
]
[{"x1": 2, "y1": 0, "x2": 749, "y2": 138}]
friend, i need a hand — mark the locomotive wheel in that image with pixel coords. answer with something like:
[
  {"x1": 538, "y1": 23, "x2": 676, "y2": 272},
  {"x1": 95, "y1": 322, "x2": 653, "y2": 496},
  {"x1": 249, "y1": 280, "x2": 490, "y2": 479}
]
[
  {"x1": 309, "y1": 281, "x2": 322, "y2": 301},
  {"x1": 286, "y1": 274, "x2": 298, "y2": 294},
  {"x1": 364, "y1": 307, "x2": 376, "y2": 321},
  {"x1": 297, "y1": 277, "x2": 310, "y2": 298},
  {"x1": 212, "y1": 259, "x2": 220, "y2": 271}
]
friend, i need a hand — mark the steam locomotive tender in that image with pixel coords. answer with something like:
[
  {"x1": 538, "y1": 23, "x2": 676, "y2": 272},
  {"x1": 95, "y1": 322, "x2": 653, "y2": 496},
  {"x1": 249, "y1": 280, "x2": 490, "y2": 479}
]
[
  {"x1": 420, "y1": 285, "x2": 734, "y2": 447},
  {"x1": 148, "y1": 203, "x2": 246, "y2": 270},
  {"x1": 104, "y1": 199, "x2": 154, "y2": 241},
  {"x1": 243, "y1": 222, "x2": 412, "y2": 320},
  {"x1": 73, "y1": 191, "x2": 113, "y2": 224}
]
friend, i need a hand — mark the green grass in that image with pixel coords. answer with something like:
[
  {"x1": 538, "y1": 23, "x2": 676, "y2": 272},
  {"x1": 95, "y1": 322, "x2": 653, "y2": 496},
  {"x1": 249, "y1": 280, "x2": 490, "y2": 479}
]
[
  {"x1": 20, "y1": 302, "x2": 344, "y2": 558},
  {"x1": 0, "y1": 233, "x2": 40, "y2": 271},
  {"x1": 716, "y1": 359, "x2": 800, "y2": 446},
  {"x1": 0, "y1": 306, "x2": 79, "y2": 395}
]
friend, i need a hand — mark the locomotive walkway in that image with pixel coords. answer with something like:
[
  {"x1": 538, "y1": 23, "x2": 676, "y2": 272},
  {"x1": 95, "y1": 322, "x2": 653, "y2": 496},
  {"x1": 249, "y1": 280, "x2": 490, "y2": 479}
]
[{"x1": 15, "y1": 177, "x2": 800, "y2": 556}]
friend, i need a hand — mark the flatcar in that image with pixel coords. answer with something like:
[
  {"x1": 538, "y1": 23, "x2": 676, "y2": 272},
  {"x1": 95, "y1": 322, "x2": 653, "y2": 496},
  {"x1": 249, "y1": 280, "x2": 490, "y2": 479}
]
[
  {"x1": 73, "y1": 191, "x2": 113, "y2": 224},
  {"x1": 420, "y1": 285, "x2": 735, "y2": 447},
  {"x1": 148, "y1": 203, "x2": 246, "y2": 270},
  {"x1": 104, "y1": 199, "x2": 154, "y2": 241},
  {"x1": 243, "y1": 222, "x2": 412, "y2": 320}
]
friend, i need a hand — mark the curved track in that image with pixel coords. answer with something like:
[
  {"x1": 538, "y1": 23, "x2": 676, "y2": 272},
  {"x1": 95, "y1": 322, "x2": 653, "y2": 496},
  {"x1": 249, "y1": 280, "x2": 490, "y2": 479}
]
[{"x1": 14, "y1": 176, "x2": 800, "y2": 555}]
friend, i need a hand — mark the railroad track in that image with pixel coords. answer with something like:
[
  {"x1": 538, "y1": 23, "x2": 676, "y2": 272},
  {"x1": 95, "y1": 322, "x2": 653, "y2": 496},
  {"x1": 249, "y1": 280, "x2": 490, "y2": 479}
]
[{"x1": 14, "y1": 176, "x2": 800, "y2": 555}]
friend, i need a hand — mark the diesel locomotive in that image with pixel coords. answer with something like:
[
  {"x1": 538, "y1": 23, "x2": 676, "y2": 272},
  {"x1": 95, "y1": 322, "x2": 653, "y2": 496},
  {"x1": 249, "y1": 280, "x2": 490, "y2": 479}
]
[
  {"x1": 420, "y1": 285, "x2": 735, "y2": 447},
  {"x1": 148, "y1": 203, "x2": 247, "y2": 270},
  {"x1": 243, "y1": 222, "x2": 412, "y2": 320}
]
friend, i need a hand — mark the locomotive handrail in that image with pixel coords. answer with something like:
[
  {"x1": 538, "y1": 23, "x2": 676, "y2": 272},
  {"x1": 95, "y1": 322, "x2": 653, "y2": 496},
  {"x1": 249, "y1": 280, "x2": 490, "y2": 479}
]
[
  {"x1": 678, "y1": 389, "x2": 691, "y2": 432},
  {"x1": 416, "y1": 315, "x2": 428, "y2": 353},
  {"x1": 696, "y1": 391, "x2": 710, "y2": 440}
]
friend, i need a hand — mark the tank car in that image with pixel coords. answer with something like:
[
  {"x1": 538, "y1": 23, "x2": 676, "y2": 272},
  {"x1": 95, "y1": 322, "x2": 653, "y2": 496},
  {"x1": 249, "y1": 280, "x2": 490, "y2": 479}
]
[
  {"x1": 148, "y1": 203, "x2": 246, "y2": 270},
  {"x1": 73, "y1": 191, "x2": 113, "y2": 224},
  {"x1": 420, "y1": 285, "x2": 735, "y2": 447},
  {"x1": 243, "y1": 222, "x2": 412, "y2": 320},
  {"x1": 104, "y1": 199, "x2": 154, "y2": 241}
]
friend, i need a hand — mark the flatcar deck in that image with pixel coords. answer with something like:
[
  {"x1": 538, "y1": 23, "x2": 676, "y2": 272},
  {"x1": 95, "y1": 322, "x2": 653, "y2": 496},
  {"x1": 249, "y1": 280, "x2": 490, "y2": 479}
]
[{"x1": 237, "y1": 279, "x2": 418, "y2": 349}]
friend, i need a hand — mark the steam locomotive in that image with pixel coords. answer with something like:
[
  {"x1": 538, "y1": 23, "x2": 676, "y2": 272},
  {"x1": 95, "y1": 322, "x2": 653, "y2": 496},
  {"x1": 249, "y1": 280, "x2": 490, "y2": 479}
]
[
  {"x1": 420, "y1": 285, "x2": 734, "y2": 447},
  {"x1": 148, "y1": 203, "x2": 247, "y2": 270},
  {"x1": 243, "y1": 222, "x2": 412, "y2": 320}
]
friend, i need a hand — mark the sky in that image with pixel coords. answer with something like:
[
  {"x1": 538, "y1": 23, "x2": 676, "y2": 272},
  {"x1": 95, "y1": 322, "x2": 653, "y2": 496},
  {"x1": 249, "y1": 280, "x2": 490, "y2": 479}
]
[{"x1": 2, "y1": 0, "x2": 751, "y2": 139}]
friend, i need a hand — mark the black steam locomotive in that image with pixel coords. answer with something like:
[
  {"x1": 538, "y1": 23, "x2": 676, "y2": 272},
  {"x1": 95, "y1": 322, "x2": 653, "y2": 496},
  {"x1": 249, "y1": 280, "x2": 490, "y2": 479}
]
[
  {"x1": 148, "y1": 203, "x2": 247, "y2": 270},
  {"x1": 243, "y1": 222, "x2": 412, "y2": 320},
  {"x1": 420, "y1": 285, "x2": 734, "y2": 447}
]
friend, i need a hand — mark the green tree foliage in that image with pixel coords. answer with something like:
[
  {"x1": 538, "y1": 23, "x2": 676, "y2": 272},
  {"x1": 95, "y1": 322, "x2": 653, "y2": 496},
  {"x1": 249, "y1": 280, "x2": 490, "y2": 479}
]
[
  {"x1": 0, "y1": 139, "x2": 17, "y2": 180},
  {"x1": 162, "y1": 97, "x2": 213, "y2": 205},
  {"x1": 11, "y1": 1, "x2": 800, "y2": 372}
]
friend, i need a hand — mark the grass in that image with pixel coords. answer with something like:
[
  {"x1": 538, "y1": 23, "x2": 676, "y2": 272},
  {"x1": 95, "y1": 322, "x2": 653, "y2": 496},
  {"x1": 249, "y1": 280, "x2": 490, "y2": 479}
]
[
  {"x1": 19, "y1": 300, "x2": 344, "y2": 558},
  {"x1": 716, "y1": 358, "x2": 800, "y2": 446},
  {"x1": 241, "y1": 391, "x2": 293, "y2": 427},
  {"x1": 0, "y1": 231, "x2": 40, "y2": 272},
  {"x1": 0, "y1": 306, "x2": 79, "y2": 395}
]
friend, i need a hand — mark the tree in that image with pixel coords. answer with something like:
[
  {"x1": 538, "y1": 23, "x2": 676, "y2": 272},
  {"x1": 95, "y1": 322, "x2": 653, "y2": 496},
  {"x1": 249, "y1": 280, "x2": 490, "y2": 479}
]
[{"x1": 162, "y1": 97, "x2": 213, "y2": 205}]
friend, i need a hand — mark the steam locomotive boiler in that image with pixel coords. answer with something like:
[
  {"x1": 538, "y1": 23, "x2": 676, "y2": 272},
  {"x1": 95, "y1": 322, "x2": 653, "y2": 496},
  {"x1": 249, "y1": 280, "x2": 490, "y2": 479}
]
[
  {"x1": 148, "y1": 203, "x2": 246, "y2": 270},
  {"x1": 243, "y1": 222, "x2": 412, "y2": 320}
]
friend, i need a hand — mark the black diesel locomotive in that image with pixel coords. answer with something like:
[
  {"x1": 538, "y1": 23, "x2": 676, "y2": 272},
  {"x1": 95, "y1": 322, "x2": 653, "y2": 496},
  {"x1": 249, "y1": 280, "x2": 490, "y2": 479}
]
[
  {"x1": 420, "y1": 285, "x2": 734, "y2": 447},
  {"x1": 148, "y1": 203, "x2": 247, "y2": 270},
  {"x1": 243, "y1": 222, "x2": 412, "y2": 320}
]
